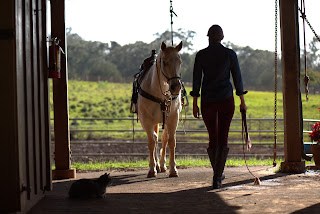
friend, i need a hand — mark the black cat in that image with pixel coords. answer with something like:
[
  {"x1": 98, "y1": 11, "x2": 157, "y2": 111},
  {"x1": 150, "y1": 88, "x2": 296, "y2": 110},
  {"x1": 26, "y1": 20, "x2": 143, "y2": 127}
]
[{"x1": 68, "y1": 173, "x2": 111, "y2": 198}]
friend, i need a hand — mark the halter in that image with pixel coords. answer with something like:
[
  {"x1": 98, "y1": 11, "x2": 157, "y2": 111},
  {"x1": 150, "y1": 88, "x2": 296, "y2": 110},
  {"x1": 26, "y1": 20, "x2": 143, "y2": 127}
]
[
  {"x1": 157, "y1": 57, "x2": 181, "y2": 83},
  {"x1": 156, "y1": 56, "x2": 181, "y2": 101}
]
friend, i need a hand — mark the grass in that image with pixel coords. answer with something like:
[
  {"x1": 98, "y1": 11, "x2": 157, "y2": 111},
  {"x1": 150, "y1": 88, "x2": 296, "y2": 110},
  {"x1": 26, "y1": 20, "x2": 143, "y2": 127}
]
[
  {"x1": 52, "y1": 157, "x2": 315, "y2": 172},
  {"x1": 49, "y1": 80, "x2": 320, "y2": 120},
  {"x1": 49, "y1": 80, "x2": 320, "y2": 140}
]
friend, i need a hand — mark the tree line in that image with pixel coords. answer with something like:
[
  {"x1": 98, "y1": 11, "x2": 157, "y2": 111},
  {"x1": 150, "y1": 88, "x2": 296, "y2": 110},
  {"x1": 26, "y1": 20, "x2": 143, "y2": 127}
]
[{"x1": 66, "y1": 29, "x2": 320, "y2": 92}]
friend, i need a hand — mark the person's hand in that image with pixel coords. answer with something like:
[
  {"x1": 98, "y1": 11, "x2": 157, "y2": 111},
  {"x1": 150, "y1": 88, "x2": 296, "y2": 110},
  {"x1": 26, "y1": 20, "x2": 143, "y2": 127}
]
[
  {"x1": 239, "y1": 95, "x2": 247, "y2": 113},
  {"x1": 240, "y1": 102, "x2": 247, "y2": 113},
  {"x1": 193, "y1": 104, "x2": 200, "y2": 119}
]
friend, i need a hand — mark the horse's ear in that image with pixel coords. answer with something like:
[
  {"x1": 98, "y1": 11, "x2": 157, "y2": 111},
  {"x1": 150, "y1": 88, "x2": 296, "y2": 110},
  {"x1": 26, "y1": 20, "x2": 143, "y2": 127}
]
[
  {"x1": 161, "y1": 42, "x2": 167, "y2": 51},
  {"x1": 175, "y1": 41, "x2": 183, "y2": 52}
]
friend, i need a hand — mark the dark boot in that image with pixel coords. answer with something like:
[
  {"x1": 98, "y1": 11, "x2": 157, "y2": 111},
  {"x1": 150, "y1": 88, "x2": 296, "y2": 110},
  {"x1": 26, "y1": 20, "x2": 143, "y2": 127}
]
[
  {"x1": 207, "y1": 147, "x2": 225, "y2": 185},
  {"x1": 207, "y1": 147, "x2": 216, "y2": 169},
  {"x1": 213, "y1": 146, "x2": 229, "y2": 189}
]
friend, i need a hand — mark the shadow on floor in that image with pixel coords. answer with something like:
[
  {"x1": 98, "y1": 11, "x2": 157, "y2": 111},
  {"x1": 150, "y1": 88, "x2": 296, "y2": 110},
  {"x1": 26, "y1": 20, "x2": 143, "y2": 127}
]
[
  {"x1": 29, "y1": 174, "x2": 241, "y2": 214},
  {"x1": 292, "y1": 203, "x2": 320, "y2": 214}
]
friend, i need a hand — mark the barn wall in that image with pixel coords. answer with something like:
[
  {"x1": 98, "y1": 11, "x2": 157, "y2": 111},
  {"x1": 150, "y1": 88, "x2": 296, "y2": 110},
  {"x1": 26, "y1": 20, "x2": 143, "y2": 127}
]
[
  {"x1": 0, "y1": 0, "x2": 51, "y2": 213},
  {"x1": 0, "y1": 0, "x2": 19, "y2": 211}
]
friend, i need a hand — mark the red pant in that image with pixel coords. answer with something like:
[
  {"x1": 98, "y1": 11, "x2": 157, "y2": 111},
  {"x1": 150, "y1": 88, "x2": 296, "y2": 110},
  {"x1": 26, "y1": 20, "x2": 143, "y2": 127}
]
[{"x1": 201, "y1": 96, "x2": 235, "y2": 148}]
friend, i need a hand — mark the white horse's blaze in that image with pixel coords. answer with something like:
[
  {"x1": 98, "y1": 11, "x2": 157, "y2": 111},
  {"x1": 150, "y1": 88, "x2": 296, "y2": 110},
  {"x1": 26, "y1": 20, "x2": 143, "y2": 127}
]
[{"x1": 137, "y1": 41, "x2": 183, "y2": 178}]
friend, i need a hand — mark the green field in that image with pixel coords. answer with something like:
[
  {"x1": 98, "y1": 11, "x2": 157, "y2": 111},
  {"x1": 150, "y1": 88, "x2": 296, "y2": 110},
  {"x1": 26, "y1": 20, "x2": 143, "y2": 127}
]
[
  {"x1": 49, "y1": 80, "x2": 320, "y2": 140},
  {"x1": 49, "y1": 80, "x2": 320, "y2": 118},
  {"x1": 52, "y1": 157, "x2": 315, "y2": 172}
]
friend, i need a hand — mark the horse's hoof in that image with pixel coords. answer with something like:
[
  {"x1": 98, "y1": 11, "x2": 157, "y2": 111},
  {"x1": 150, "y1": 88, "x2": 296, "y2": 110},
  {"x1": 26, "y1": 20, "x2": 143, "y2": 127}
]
[
  {"x1": 160, "y1": 166, "x2": 167, "y2": 173},
  {"x1": 169, "y1": 171, "x2": 179, "y2": 177},
  {"x1": 147, "y1": 171, "x2": 157, "y2": 178},
  {"x1": 156, "y1": 165, "x2": 161, "y2": 173}
]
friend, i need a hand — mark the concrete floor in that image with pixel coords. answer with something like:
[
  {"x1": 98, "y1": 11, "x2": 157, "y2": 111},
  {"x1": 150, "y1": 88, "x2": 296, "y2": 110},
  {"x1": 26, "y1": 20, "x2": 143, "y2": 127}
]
[{"x1": 29, "y1": 166, "x2": 320, "y2": 214}]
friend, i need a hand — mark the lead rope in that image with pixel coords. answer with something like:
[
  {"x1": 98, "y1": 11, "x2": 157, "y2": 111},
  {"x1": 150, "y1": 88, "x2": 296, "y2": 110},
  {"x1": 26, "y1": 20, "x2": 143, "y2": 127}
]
[
  {"x1": 241, "y1": 110, "x2": 261, "y2": 185},
  {"x1": 180, "y1": 83, "x2": 189, "y2": 134},
  {"x1": 273, "y1": 0, "x2": 278, "y2": 167}
]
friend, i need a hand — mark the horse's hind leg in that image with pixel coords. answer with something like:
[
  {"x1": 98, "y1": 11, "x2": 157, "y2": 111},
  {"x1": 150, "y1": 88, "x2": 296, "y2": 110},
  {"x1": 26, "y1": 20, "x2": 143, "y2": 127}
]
[{"x1": 160, "y1": 128, "x2": 168, "y2": 172}]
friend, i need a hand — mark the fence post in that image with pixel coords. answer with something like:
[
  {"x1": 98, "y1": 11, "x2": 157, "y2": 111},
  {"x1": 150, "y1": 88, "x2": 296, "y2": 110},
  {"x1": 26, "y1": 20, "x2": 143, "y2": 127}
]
[
  {"x1": 259, "y1": 119, "x2": 261, "y2": 143},
  {"x1": 132, "y1": 116, "x2": 135, "y2": 143}
]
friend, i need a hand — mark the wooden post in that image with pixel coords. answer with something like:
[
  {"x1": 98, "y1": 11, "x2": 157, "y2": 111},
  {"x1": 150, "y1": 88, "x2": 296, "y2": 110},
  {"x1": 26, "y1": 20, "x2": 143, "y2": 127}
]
[
  {"x1": 279, "y1": 0, "x2": 305, "y2": 173},
  {"x1": 51, "y1": 0, "x2": 76, "y2": 179}
]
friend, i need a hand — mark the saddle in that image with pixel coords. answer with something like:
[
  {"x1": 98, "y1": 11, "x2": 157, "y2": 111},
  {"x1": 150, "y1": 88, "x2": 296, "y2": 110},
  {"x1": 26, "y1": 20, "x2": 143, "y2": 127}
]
[{"x1": 130, "y1": 50, "x2": 157, "y2": 113}]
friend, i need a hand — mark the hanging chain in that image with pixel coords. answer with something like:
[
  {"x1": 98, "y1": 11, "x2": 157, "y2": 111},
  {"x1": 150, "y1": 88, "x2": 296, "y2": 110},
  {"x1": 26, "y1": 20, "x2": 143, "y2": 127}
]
[
  {"x1": 303, "y1": 16, "x2": 320, "y2": 42},
  {"x1": 170, "y1": 0, "x2": 178, "y2": 46},
  {"x1": 299, "y1": 0, "x2": 309, "y2": 101},
  {"x1": 298, "y1": 0, "x2": 320, "y2": 101},
  {"x1": 300, "y1": 7, "x2": 319, "y2": 101},
  {"x1": 273, "y1": 0, "x2": 278, "y2": 167},
  {"x1": 298, "y1": 7, "x2": 320, "y2": 42}
]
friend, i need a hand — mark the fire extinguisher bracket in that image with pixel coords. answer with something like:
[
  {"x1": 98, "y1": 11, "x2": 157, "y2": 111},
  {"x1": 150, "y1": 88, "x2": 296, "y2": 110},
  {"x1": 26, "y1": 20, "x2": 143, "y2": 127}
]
[{"x1": 48, "y1": 37, "x2": 65, "y2": 79}]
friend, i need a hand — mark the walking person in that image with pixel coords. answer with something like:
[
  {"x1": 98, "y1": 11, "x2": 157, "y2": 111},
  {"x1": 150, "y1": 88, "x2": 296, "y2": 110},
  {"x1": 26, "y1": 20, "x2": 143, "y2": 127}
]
[{"x1": 190, "y1": 25, "x2": 247, "y2": 189}]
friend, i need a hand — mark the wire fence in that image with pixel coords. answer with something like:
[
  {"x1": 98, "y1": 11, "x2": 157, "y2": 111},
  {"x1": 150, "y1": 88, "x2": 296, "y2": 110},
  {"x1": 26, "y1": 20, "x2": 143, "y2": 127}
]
[
  {"x1": 50, "y1": 116, "x2": 319, "y2": 144},
  {"x1": 48, "y1": 117, "x2": 320, "y2": 161}
]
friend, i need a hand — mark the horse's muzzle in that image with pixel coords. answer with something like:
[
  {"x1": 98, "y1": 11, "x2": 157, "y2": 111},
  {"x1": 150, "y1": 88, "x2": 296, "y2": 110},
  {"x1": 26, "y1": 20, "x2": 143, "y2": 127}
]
[{"x1": 169, "y1": 79, "x2": 182, "y2": 96}]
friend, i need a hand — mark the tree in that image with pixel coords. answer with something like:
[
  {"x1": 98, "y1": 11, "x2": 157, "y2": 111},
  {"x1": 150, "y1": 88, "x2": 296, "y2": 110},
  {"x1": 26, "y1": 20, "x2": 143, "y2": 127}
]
[
  {"x1": 106, "y1": 41, "x2": 153, "y2": 81},
  {"x1": 180, "y1": 52, "x2": 195, "y2": 83},
  {"x1": 152, "y1": 28, "x2": 196, "y2": 52},
  {"x1": 225, "y1": 42, "x2": 280, "y2": 91},
  {"x1": 105, "y1": 29, "x2": 197, "y2": 81},
  {"x1": 66, "y1": 28, "x2": 320, "y2": 94},
  {"x1": 67, "y1": 32, "x2": 122, "y2": 81},
  {"x1": 90, "y1": 61, "x2": 121, "y2": 82},
  {"x1": 307, "y1": 37, "x2": 320, "y2": 71}
]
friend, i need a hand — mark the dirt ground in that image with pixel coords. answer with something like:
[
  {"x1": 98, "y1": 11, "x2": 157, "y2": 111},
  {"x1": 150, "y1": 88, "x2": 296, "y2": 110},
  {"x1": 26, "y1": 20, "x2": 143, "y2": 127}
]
[
  {"x1": 29, "y1": 166, "x2": 320, "y2": 214},
  {"x1": 68, "y1": 141, "x2": 284, "y2": 162}
]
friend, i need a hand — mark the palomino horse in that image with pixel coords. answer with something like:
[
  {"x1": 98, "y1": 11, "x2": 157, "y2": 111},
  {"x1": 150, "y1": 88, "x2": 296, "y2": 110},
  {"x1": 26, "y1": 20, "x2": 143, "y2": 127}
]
[{"x1": 137, "y1": 41, "x2": 183, "y2": 177}]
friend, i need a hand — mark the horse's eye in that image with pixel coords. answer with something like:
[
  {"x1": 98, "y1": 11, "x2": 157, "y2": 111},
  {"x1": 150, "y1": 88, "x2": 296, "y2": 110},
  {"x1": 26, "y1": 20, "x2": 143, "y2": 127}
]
[{"x1": 163, "y1": 61, "x2": 167, "y2": 67}]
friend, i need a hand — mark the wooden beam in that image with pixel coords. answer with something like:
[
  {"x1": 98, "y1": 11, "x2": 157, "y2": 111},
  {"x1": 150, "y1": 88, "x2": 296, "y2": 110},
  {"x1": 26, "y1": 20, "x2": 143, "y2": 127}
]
[
  {"x1": 0, "y1": 0, "x2": 20, "y2": 212},
  {"x1": 279, "y1": 0, "x2": 305, "y2": 173},
  {"x1": 50, "y1": 0, "x2": 75, "y2": 179}
]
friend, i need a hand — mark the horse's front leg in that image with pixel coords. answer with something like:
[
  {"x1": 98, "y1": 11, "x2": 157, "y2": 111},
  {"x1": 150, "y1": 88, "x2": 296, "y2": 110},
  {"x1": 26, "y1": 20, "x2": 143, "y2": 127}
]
[
  {"x1": 154, "y1": 124, "x2": 161, "y2": 173},
  {"x1": 160, "y1": 128, "x2": 168, "y2": 172},
  {"x1": 168, "y1": 132, "x2": 178, "y2": 177},
  {"x1": 147, "y1": 129, "x2": 159, "y2": 178}
]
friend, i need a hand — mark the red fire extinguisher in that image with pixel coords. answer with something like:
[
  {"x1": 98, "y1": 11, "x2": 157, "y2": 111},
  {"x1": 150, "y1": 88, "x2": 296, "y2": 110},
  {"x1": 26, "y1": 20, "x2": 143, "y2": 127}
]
[{"x1": 48, "y1": 37, "x2": 64, "y2": 78}]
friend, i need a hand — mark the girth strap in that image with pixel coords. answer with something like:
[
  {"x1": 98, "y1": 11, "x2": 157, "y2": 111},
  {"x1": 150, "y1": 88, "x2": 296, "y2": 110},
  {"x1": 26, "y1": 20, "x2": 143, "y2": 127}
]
[
  {"x1": 138, "y1": 87, "x2": 178, "y2": 129},
  {"x1": 138, "y1": 87, "x2": 179, "y2": 105},
  {"x1": 138, "y1": 87, "x2": 165, "y2": 109}
]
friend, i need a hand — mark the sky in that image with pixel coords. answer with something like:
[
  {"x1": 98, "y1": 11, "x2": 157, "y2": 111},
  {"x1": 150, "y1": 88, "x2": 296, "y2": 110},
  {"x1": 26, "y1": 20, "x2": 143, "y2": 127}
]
[{"x1": 65, "y1": 0, "x2": 320, "y2": 52}]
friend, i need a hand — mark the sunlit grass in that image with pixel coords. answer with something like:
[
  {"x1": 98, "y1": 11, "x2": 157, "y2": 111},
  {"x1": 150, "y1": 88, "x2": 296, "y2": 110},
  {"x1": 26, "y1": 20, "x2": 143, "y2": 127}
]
[
  {"x1": 52, "y1": 157, "x2": 315, "y2": 171},
  {"x1": 227, "y1": 158, "x2": 282, "y2": 167},
  {"x1": 71, "y1": 160, "x2": 147, "y2": 171}
]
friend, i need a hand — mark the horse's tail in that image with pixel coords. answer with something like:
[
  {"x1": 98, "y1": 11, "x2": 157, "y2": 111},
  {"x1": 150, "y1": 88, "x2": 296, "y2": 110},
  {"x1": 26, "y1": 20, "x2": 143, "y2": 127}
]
[{"x1": 154, "y1": 124, "x2": 159, "y2": 136}]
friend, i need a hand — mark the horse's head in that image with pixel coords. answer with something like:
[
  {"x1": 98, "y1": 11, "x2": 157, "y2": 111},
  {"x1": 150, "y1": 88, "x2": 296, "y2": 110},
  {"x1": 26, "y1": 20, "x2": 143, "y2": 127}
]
[{"x1": 158, "y1": 41, "x2": 183, "y2": 96}]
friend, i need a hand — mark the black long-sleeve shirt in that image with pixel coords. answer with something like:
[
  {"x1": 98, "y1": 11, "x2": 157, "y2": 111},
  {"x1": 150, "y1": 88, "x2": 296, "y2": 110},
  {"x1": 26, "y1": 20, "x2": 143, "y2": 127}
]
[{"x1": 190, "y1": 42, "x2": 246, "y2": 102}]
